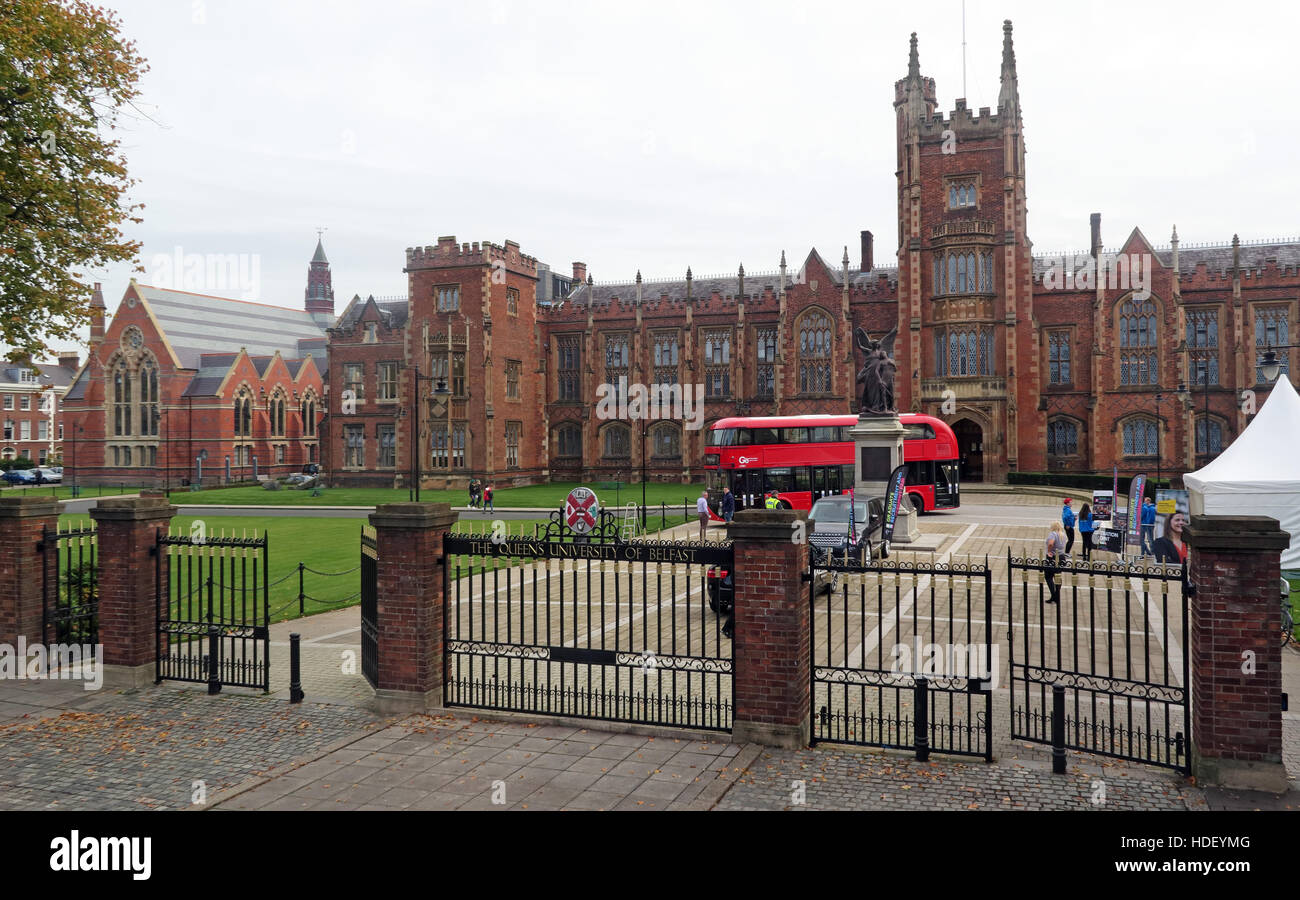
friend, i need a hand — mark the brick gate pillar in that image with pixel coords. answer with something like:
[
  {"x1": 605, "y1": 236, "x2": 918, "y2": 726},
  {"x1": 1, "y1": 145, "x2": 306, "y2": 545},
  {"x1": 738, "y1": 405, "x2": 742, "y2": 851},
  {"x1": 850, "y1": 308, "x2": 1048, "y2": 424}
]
[
  {"x1": 1184, "y1": 514, "x2": 1291, "y2": 792},
  {"x1": 0, "y1": 497, "x2": 60, "y2": 648},
  {"x1": 90, "y1": 496, "x2": 177, "y2": 688},
  {"x1": 368, "y1": 502, "x2": 457, "y2": 712},
  {"x1": 726, "y1": 508, "x2": 811, "y2": 748}
]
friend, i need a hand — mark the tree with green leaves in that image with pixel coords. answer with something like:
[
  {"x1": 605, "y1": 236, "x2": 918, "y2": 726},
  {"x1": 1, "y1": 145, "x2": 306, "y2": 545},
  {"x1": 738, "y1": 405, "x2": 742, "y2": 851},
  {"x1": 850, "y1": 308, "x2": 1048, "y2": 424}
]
[{"x1": 1, "y1": 0, "x2": 147, "y2": 362}]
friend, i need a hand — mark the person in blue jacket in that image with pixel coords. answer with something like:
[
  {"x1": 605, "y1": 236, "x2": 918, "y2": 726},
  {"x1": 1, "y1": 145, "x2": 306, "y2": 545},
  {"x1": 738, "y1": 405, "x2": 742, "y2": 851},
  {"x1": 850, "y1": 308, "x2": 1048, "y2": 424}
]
[
  {"x1": 1140, "y1": 496, "x2": 1157, "y2": 556},
  {"x1": 1078, "y1": 502, "x2": 1095, "y2": 561},
  {"x1": 1061, "y1": 498, "x2": 1077, "y2": 557},
  {"x1": 721, "y1": 487, "x2": 736, "y2": 523}
]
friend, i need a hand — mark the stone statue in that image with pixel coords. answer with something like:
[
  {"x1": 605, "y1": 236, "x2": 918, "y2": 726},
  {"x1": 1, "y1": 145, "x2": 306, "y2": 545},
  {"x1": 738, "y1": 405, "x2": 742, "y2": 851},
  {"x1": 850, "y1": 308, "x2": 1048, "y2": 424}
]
[{"x1": 855, "y1": 325, "x2": 898, "y2": 416}]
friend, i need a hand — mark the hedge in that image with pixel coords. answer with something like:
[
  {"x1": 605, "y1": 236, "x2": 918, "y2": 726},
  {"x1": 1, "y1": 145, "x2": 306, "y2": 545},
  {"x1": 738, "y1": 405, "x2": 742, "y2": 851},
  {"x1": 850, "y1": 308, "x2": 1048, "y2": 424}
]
[
  {"x1": 1008, "y1": 471, "x2": 1172, "y2": 497},
  {"x1": 0, "y1": 457, "x2": 36, "y2": 471}
]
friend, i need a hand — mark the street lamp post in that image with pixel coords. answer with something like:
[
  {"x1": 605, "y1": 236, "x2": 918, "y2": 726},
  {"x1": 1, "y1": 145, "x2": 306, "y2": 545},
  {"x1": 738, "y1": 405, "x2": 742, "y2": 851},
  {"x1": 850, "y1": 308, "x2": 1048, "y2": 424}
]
[
  {"x1": 406, "y1": 364, "x2": 450, "y2": 503},
  {"x1": 1259, "y1": 344, "x2": 1298, "y2": 385},
  {"x1": 1153, "y1": 392, "x2": 1163, "y2": 487},
  {"x1": 640, "y1": 424, "x2": 648, "y2": 531}
]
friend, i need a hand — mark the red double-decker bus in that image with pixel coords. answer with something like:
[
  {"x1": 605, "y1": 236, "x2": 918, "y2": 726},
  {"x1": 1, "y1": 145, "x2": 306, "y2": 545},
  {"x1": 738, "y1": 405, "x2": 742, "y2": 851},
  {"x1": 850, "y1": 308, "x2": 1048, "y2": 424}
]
[{"x1": 703, "y1": 413, "x2": 960, "y2": 514}]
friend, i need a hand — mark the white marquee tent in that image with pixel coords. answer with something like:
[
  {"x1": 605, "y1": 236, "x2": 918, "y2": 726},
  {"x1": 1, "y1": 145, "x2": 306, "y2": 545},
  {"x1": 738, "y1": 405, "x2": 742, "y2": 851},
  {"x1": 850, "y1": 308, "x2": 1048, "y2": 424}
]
[{"x1": 1184, "y1": 375, "x2": 1300, "y2": 570}]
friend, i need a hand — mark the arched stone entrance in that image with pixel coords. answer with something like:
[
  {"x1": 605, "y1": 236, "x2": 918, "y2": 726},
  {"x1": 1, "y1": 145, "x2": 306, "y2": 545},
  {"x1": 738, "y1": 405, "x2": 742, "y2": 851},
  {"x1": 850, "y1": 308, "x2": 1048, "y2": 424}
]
[{"x1": 952, "y1": 418, "x2": 985, "y2": 483}]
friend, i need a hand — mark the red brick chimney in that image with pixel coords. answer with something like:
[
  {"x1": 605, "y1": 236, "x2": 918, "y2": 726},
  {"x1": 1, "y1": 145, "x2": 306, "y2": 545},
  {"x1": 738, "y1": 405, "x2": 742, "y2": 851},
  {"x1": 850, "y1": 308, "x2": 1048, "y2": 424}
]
[
  {"x1": 860, "y1": 230, "x2": 874, "y2": 272},
  {"x1": 572, "y1": 262, "x2": 587, "y2": 284}
]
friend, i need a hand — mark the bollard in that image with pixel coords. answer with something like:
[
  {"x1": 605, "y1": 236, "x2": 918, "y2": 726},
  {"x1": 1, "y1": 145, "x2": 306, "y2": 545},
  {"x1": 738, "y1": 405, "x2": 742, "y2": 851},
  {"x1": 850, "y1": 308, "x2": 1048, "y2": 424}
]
[
  {"x1": 914, "y1": 676, "x2": 930, "y2": 761},
  {"x1": 1051, "y1": 683, "x2": 1067, "y2": 774},
  {"x1": 298, "y1": 562, "x2": 305, "y2": 617},
  {"x1": 207, "y1": 625, "x2": 221, "y2": 695},
  {"x1": 289, "y1": 632, "x2": 304, "y2": 703}
]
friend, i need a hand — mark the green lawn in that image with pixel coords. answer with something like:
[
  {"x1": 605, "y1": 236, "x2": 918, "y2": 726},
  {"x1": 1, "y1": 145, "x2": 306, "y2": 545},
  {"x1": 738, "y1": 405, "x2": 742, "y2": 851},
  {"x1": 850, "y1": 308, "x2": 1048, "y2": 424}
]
[
  {"x1": 2, "y1": 483, "x2": 144, "y2": 500},
  {"x1": 56, "y1": 506, "x2": 696, "y2": 625},
  {"x1": 177, "y1": 480, "x2": 706, "y2": 510}
]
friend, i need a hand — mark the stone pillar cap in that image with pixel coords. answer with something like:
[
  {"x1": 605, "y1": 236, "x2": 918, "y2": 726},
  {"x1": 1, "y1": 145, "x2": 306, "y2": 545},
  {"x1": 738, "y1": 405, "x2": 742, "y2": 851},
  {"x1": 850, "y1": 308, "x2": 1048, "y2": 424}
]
[
  {"x1": 371, "y1": 502, "x2": 458, "y2": 530},
  {"x1": 0, "y1": 496, "x2": 61, "y2": 518},
  {"x1": 726, "y1": 507, "x2": 808, "y2": 542},
  {"x1": 1184, "y1": 515, "x2": 1291, "y2": 552},
  {"x1": 89, "y1": 496, "x2": 178, "y2": 522}
]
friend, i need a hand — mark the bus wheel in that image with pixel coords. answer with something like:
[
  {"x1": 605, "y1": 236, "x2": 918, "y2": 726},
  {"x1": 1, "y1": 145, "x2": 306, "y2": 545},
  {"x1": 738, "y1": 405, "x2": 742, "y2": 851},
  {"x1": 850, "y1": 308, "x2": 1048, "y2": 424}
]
[{"x1": 909, "y1": 493, "x2": 925, "y2": 514}]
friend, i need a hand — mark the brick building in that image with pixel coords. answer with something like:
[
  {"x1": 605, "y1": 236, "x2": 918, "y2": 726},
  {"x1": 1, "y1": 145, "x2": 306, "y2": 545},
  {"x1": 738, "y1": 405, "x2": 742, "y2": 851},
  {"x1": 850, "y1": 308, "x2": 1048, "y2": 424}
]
[
  {"x1": 1, "y1": 354, "x2": 78, "y2": 465},
  {"x1": 61, "y1": 242, "x2": 333, "y2": 487},
  {"x1": 326, "y1": 238, "x2": 548, "y2": 488}
]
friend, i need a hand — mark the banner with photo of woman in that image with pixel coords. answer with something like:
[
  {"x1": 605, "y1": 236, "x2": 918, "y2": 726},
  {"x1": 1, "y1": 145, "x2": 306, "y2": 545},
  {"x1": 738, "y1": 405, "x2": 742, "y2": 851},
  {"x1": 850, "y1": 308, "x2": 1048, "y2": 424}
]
[
  {"x1": 1153, "y1": 490, "x2": 1190, "y2": 541},
  {"x1": 1152, "y1": 490, "x2": 1190, "y2": 565}
]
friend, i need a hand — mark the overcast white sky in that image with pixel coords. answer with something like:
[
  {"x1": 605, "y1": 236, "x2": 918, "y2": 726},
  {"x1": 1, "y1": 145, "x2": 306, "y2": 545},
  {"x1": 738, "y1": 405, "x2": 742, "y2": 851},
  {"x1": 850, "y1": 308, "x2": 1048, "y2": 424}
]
[{"x1": 52, "y1": 0, "x2": 1300, "y2": 348}]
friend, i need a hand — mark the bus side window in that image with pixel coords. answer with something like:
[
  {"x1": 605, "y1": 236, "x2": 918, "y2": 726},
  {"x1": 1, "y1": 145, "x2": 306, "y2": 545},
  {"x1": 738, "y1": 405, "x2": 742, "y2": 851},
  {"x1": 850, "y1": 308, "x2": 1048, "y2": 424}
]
[
  {"x1": 737, "y1": 430, "x2": 753, "y2": 446},
  {"x1": 752, "y1": 428, "x2": 778, "y2": 445},
  {"x1": 793, "y1": 466, "x2": 811, "y2": 492}
]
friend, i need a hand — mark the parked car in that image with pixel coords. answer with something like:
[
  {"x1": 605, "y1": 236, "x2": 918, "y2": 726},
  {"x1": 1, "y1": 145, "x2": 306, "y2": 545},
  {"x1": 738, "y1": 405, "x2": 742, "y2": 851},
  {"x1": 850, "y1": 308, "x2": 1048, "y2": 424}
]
[
  {"x1": 706, "y1": 496, "x2": 885, "y2": 639},
  {"x1": 807, "y1": 495, "x2": 888, "y2": 566},
  {"x1": 2, "y1": 469, "x2": 37, "y2": 485},
  {"x1": 30, "y1": 467, "x2": 62, "y2": 483},
  {"x1": 302, "y1": 463, "x2": 320, "y2": 475}
]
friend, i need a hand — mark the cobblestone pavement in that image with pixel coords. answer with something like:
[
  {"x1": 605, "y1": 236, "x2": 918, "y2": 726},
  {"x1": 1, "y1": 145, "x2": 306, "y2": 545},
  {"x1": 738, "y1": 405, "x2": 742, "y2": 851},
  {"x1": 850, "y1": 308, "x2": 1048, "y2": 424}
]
[
  {"x1": 213, "y1": 713, "x2": 751, "y2": 811},
  {"x1": 715, "y1": 743, "x2": 1211, "y2": 811},
  {"x1": 0, "y1": 682, "x2": 384, "y2": 810}
]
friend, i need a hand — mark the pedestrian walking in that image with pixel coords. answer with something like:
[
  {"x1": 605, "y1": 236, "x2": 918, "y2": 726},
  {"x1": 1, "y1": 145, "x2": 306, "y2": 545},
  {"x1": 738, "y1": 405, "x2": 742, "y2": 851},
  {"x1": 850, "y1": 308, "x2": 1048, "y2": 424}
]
[
  {"x1": 1140, "y1": 497, "x2": 1157, "y2": 556},
  {"x1": 1078, "y1": 502, "x2": 1096, "y2": 562},
  {"x1": 1043, "y1": 521, "x2": 1066, "y2": 603},
  {"x1": 468, "y1": 477, "x2": 480, "y2": 509},
  {"x1": 1061, "y1": 498, "x2": 1076, "y2": 558},
  {"x1": 484, "y1": 483, "x2": 494, "y2": 512},
  {"x1": 696, "y1": 490, "x2": 711, "y2": 541},
  {"x1": 721, "y1": 487, "x2": 736, "y2": 523}
]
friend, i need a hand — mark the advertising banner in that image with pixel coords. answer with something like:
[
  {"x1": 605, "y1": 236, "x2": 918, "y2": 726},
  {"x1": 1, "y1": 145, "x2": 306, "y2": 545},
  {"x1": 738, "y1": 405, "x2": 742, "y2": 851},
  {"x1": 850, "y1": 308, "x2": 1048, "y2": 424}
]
[
  {"x1": 881, "y1": 465, "x2": 908, "y2": 544},
  {"x1": 1125, "y1": 474, "x2": 1147, "y2": 553}
]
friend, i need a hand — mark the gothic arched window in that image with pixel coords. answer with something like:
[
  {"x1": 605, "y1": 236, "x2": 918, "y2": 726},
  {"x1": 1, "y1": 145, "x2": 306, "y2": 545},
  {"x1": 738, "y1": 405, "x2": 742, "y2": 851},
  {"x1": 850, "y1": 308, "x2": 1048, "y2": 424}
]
[{"x1": 797, "y1": 310, "x2": 832, "y2": 394}]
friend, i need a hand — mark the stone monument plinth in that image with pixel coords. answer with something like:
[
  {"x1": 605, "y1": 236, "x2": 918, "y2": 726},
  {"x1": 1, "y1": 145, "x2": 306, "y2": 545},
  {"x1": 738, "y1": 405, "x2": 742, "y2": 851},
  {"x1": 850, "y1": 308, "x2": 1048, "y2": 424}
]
[{"x1": 849, "y1": 414, "x2": 919, "y2": 543}]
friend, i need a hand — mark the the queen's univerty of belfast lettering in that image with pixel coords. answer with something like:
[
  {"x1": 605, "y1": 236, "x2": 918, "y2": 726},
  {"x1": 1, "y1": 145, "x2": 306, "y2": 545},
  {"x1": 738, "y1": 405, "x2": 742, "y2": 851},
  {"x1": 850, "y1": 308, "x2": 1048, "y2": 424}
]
[{"x1": 449, "y1": 538, "x2": 727, "y2": 565}]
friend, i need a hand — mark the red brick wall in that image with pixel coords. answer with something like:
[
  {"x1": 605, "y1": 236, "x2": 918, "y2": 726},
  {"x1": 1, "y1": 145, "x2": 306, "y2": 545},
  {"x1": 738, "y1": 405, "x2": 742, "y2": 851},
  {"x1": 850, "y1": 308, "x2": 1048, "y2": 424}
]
[
  {"x1": 727, "y1": 509, "x2": 810, "y2": 746},
  {"x1": 90, "y1": 497, "x2": 176, "y2": 670},
  {"x1": 369, "y1": 503, "x2": 457, "y2": 699},
  {"x1": 0, "y1": 498, "x2": 59, "y2": 647}
]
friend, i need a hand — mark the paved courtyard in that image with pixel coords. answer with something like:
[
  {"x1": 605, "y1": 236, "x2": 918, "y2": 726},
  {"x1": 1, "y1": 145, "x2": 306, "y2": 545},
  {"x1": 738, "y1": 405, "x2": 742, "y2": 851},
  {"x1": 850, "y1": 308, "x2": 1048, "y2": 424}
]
[{"x1": 0, "y1": 682, "x2": 384, "y2": 810}]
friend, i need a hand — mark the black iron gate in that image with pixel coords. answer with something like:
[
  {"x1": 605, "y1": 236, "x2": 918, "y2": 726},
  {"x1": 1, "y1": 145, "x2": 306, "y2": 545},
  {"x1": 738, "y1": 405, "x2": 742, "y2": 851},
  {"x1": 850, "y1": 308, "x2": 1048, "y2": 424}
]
[
  {"x1": 39, "y1": 524, "x2": 99, "y2": 646},
  {"x1": 441, "y1": 509, "x2": 734, "y2": 730},
  {"x1": 811, "y1": 556, "x2": 995, "y2": 761},
  {"x1": 155, "y1": 529, "x2": 270, "y2": 692},
  {"x1": 360, "y1": 525, "x2": 379, "y2": 689},
  {"x1": 1008, "y1": 553, "x2": 1190, "y2": 773}
]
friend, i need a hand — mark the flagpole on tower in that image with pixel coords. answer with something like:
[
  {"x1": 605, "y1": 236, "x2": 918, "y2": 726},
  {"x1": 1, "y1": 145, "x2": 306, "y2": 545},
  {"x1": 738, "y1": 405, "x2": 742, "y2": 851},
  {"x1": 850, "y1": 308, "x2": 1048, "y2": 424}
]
[{"x1": 962, "y1": 0, "x2": 968, "y2": 98}]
